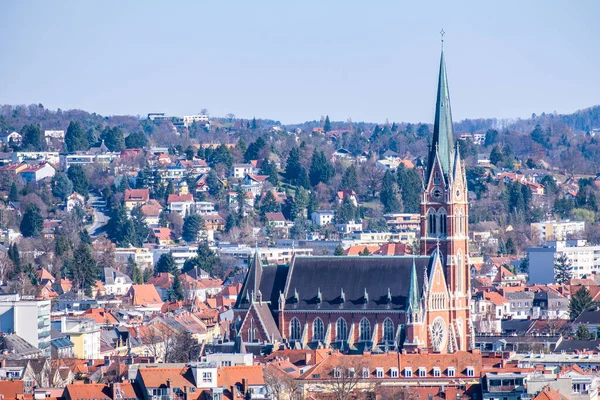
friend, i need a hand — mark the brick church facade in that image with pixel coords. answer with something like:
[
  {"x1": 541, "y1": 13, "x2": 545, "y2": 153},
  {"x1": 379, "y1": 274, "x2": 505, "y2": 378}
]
[{"x1": 234, "y1": 45, "x2": 472, "y2": 354}]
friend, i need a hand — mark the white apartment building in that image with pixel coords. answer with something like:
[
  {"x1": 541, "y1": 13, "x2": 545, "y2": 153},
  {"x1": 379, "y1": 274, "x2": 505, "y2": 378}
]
[
  {"x1": 52, "y1": 317, "x2": 100, "y2": 360},
  {"x1": 151, "y1": 246, "x2": 198, "y2": 269},
  {"x1": 183, "y1": 114, "x2": 209, "y2": 127},
  {"x1": 531, "y1": 220, "x2": 586, "y2": 242},
  {"x1": 0, "y1": 294, "x2": 51, "y2": 357},
  {"x1": 44, "y1": 130, "x2": 65, "y2": 142},
  {"x1": 311, "y1": 210, "x2": 335, "y2": 226},
  {"x1": 218, "y1": 246, "x2": 313, "y2": 268},
  {"x1": 384, "y1": 213, "x2": 421, "y2": 231},
  {"x1": 114, "y1": 247, "x2": 154, "y2": 270},
  {"x1": 528, "y1": 240, "x2": 600, "y2": 284}
]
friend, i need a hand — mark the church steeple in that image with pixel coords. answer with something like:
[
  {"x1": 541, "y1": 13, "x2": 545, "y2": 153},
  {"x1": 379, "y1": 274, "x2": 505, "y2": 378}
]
[
  {"x1": 407, "y1": 257, "x2": 421, "y2": 320},
  {"x1": 427, "y1": 42, "x2": 455, "y2": 181}
]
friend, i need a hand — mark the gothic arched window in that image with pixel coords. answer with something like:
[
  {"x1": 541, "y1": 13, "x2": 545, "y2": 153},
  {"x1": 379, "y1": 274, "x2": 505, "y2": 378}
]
[
  {"x1": 457, "y1": 250, "x2": 464, "y2": 293},
  {"x1": 383, "y1": 318, "x2": 395, "y2": 343},
  {"x1": 336, "y1": 318, "x2": 348, "y2": 341},
  {"x1": 313, "y1": 317, "x2": 324, "y2": 342},
  {"x1": 428, "y1": 209, "x2": 437, "y2": 235},
  {"x1": 289, "y1": 317, "x2": 301, "y2": 341},
  {"x1": 439, "y1": 209, "x2": 447, "y2": 235},
  {"x1": 359, "y1": 318, "x2": 371, "y2": 342},
  {"x1": 248, "y1": 318, "x2": 257, "y2": 342}
]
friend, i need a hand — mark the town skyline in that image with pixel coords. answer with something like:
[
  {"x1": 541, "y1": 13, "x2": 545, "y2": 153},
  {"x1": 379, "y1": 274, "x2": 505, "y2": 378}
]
[{"x1": 1, "y1": 1, "x2": 599, "y2": 123}]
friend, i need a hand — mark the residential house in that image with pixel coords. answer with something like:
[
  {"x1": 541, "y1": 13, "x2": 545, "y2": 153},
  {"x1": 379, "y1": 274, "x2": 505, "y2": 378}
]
[
  {"x1": 241, "y1": 174, "x2": 268, "y2": 196},
  {"x1": 311, "y1": 210, "x2": 335, "y2": 226},
  {"x1": 66, "y1": 192, "x2": 86, "y2": 213},
  {"x1": 52, "y1": 317, "x2": 101, "y2": 359},
  {"x1": 0, "y1": 131, "x2": 22, "y2": 144},
  {"x1": 124, "y1": 188, "x2": 150, "y2": 210},
  {"x1": 126, "y1": 284, "x2": 164, "y2": 312},
  {"x1": 141, "y1": 199, "x2": 163, "y2": 227},
  {"x1": 152, "y1": 227, "x2": 174, "y2": 245},
  {"x1": 265, "y1": 212, "x2": 289, "y2": 229},
  {"x1": 18, "y1": 162, "x2": 55, "y2": 182},
  {"x1": 103, "y1": 267, "x2": 133, "y2": 296},
  {"x1": 504, "y1": 291, "x2": 535, "y2": 320},
  {"x1": 167, "y1": 193, "x2": 194, "y2": 217},
  {"x1": 115, "y1": 247, "x2": 154, "y2": 270},
  {"x1": 336, "y1": 189, "x2": 359, "y2": 206},
  {"x1": 232, "y1": 163, "x2": 256, "y2": 179}
]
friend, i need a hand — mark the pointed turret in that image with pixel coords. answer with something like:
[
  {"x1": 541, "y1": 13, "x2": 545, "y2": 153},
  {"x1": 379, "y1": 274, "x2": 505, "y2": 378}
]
[
  {"x1": 427, "y1": 43, "x2": 456, "y2": 182},
  {"x1": 242, "y1": 251, "x2": 263, "y2": 303},
  {"x1": 407, "y1": 258, "x2": 421, "y2": 317}
]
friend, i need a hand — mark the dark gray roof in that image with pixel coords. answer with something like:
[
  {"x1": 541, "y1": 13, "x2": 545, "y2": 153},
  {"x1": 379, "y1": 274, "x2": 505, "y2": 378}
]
[
  {"x1": 504, "y1": 292, "x2": 535, "y2": 300},
  {"x1": 283, "y1": 256, "x2": 429, "y2": 311},
  {"x1": 252, "y1": 302, "x2": 282, "y2": 341},
  {"x1": 237, "y1": 264, "x2": 288, "y2": 309},
  {"x1": 0, "y1": 334, "x2": 42, "y2": 358},
  {"x1": 574, "y1": 310, "x2": 600, "y2": 325},
  {"x1": 476, "y1": 335, "x2": 562, "y2": 344},
  {"x1": 501, "y1": 319, "x2": 534, "y2": 334},
  {"x1": 103, "y1": 267, "x2": 133, "y2": 285},
  {"x1": 554, "y1": 339, "x2": 600, "y2": 353}
]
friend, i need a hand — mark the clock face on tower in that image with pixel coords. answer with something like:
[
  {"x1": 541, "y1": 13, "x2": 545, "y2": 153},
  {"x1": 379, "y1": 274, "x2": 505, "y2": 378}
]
[{"x1": 432, "y1": 187, "x2": 442, "y2": 201}]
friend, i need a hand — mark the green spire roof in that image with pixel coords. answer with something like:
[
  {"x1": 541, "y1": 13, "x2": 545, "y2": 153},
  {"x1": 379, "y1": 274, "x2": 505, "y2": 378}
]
[
  {"x1": 406, "y1": 257, "x2": 420, "y2": 313},
  {"x1": 428, "y1": 44, "x2": 456, "y2": 179}
]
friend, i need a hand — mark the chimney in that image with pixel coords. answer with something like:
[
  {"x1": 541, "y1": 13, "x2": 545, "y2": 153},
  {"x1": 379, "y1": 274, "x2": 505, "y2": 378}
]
[
  {"x1": 242, "y1": 378, "x2": 248, "y2": 396},
  {"x1": 230, "y1": 385, "x2": 237, "y2": 398}
]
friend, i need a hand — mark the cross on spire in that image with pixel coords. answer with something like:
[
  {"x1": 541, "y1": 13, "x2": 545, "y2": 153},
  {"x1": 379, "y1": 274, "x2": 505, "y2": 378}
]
[{"x1": 440, "y1": 29, "x2": 445, "y2": 48}]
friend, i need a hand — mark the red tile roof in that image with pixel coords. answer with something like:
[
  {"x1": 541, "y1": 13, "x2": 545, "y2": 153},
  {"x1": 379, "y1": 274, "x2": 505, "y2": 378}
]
[
  {"x1": 124, "y1": 188, "x2": 149, "y2": 202},
  {"x1": 167, "y1": 193, "x2": 194, "y2": 204},
  {"x1": 127, "y1": 284, "x2": 163, "y2": 306}
]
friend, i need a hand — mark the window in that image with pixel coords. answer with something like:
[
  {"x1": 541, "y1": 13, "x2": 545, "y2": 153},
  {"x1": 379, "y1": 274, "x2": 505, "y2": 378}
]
[
  {"x1": 222, "y1": 361, "x2": 231, "y2": 366},
  {"x1": 383, "y1": 318, "x2": 395, "y2": 343},
  {"x1": 447, "y1": 367, "x2": 455, "y2": 377},
  {"x1": 347, "y1": 368, "x2": 356, "y2": 378},
  {"x1": 428, "y1": 211, "x2": 437, "y2": 235},
  {"x1": 404, "y1": 367, "x2": 412, "y2": 377},
  {"x1": 390, "y1": 367, "x2": 399, "y2": 378},
  {"x1": 336, "y1": 318, "x2": 348, "y2": 341},
  {"x1": 333, "y1": 368, "x2": 342, "y2": 378},
  {"x1": 457, "y1": 250, "x2": 464, "y2": 293},
  {"x1": 248, "y1": 318, "x2": 257, "y2": 342},
  {"x1": 439, "y1": 210, "x2": 447, "y2": 235},
  {"x1": 289, "y1": 317, "x2": 301, "y2": 341},
  {"x1": 418, "y1": 367, "x2": 426, "y2": 377},
  {"x1": 466, "y1": 366, "x2": 475, "y2": 377},
  {"x1": 202, "y1": 372, "x2": 212, "y2": 383},
  {"x1": 313, "y1": 317, "x2": 324, "y2": 341},
  {"x1": 362, "y1": 367, "x2": 370, "y2": 378},
  {"x1": 434, "y1": 172, "x2": 440, "y2": 185},
  {"x1": 359, "y1": 318, "x2": 371, "y2": 342},
  {"x1": 375, "y1": 367, "x2": 384, "y2": 378},
  {"x1": 433, "y1": 367, "x2": 441, "y2": 377}
]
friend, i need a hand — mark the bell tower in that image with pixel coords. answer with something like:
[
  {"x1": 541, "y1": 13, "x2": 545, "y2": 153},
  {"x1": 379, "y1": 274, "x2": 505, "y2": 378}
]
[{"x1": 419, "y1": 37, "x2": 472, "y2": 351}]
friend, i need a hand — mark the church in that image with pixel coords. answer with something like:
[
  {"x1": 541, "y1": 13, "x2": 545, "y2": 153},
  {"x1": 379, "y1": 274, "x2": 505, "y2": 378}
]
[{"x1": 233, "y1": 44, "x2": 472, "y2": 354}]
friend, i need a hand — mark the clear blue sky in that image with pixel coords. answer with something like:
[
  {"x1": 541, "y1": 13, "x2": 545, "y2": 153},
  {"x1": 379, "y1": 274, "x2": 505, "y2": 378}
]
[{"x1": 1, "y1": 1, "x2": 598, "y2": 124}]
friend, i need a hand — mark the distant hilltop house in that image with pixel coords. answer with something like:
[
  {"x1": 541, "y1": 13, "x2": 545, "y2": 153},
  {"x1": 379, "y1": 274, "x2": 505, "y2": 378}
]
[
  {"x1": 44, "y1": 130, "x2": 64, "y2": 142},
  {"x1": 0, "y1": 131, "x2": 22, "y2": 144}
]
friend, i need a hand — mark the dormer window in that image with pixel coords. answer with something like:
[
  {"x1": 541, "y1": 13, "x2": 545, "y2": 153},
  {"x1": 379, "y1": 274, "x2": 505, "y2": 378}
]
[
  {"x1": 347, "y1": 368, "x2": 355, "y2": 378},
  {"x1": 333, "y1": 368, "x2": 342, "y2": 378},
  {"x1": 466, "y1": 366, "x2": 475, "y2": 377},
  {"x1": 362, "y1": 367, "x2": 370, "y2": 378},
  {"x1": 447, "y1": 367, "x2": 456, "y2": 377},
  {"x1": 390, "y1": 367, "x2": 399, "y2": 378},
  {"x1": 404, "y1": 367, "x2": 412, "y2": 377},
  {"x1": 418, "y1": 367, "x2": 427, "y2": 377},
  {"x1": 375, "y1": 367, "x2": 384, "y2": 378},
  {"x1": 433, "y1": 367, "x2": 441, "y2": 377}
]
